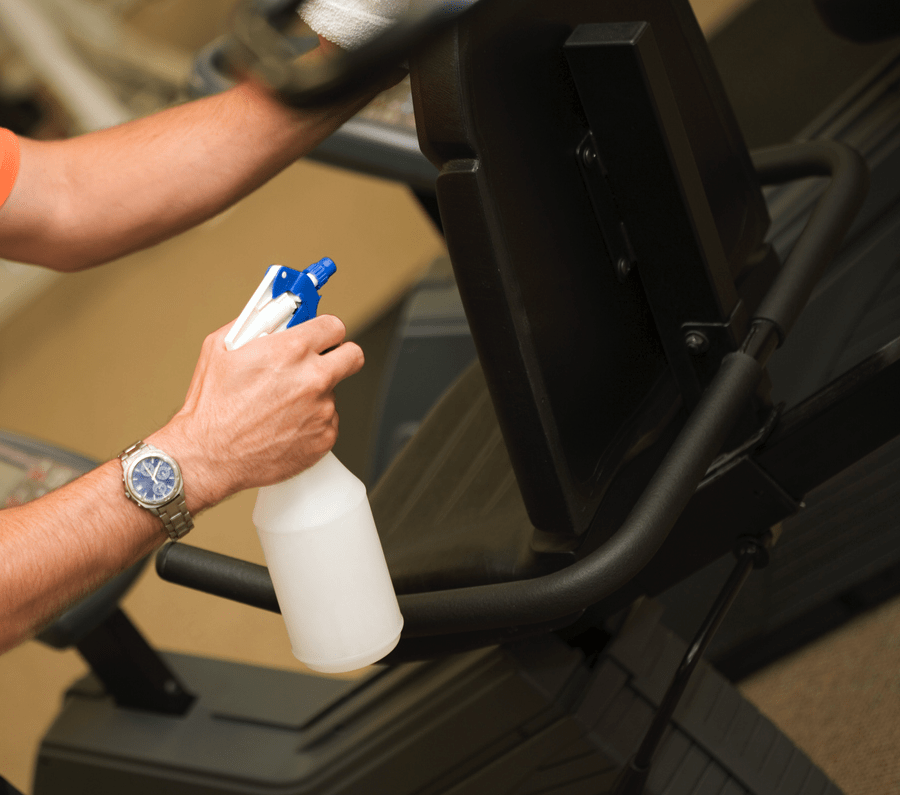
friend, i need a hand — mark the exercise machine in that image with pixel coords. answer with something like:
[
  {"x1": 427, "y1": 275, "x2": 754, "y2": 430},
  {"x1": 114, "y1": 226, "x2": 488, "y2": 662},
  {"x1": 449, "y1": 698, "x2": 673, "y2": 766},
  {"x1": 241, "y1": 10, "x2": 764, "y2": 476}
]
[{"x1": 16, "y1": 0, "x2": 900, "y2": 792}]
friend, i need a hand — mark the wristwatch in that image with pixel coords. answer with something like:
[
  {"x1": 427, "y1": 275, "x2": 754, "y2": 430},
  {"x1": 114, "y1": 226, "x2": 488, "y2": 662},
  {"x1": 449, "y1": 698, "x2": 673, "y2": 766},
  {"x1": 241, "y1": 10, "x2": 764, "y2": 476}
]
[{"x1": 119, "y1": 441, "x2": 193, "y2": 540}]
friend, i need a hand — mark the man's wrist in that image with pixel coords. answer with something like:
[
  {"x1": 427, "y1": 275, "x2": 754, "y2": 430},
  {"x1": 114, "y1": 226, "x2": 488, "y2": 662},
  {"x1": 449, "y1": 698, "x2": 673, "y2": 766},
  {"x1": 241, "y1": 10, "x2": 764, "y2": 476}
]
[{"x1": 144, "y1": 424, "x2": 224, "y2": 516}]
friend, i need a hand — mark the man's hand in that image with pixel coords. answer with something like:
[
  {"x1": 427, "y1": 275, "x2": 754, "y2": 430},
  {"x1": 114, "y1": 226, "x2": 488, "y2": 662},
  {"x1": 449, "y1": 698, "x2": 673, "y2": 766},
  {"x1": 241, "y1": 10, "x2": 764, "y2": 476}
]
[{"x1": 149, "y1": 314, "x2": 364, "y2": 512}]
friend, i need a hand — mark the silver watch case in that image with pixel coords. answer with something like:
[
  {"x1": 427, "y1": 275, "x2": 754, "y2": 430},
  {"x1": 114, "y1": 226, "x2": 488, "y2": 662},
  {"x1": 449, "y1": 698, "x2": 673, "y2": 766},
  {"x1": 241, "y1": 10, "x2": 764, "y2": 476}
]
[
  {"x1": 122, "y1": 446, "x2": 183, "y2": 508},
  {"x1": 120, "y1": 442, "x2": 193, "y2": 540}
]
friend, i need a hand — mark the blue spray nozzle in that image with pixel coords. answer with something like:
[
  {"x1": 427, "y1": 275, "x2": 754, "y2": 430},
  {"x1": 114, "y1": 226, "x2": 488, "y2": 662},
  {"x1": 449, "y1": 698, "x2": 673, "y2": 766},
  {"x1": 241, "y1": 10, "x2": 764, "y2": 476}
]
[
  {"x1": 271, "y1": 257, "x2": 336, "y2": 328},
  {"x1": 306, "y1": 257, "x2": 337, "y2": 288},
  {"x1": 224, "y1": 257, "x2": 338, "y2": 351}
]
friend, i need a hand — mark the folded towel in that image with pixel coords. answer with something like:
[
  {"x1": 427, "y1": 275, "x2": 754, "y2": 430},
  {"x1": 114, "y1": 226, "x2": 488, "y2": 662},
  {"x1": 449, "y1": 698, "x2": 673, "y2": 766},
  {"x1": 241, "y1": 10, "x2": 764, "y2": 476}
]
[{"x1": 299, "y1": 0, "x2": 410, "y2": 50}]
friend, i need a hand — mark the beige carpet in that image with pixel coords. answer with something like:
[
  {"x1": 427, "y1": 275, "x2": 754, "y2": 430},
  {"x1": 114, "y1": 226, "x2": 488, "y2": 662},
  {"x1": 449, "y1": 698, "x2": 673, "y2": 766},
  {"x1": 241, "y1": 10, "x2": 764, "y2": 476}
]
[{"x1": 739, "y1": 594, "x2": 900, "y2": 795}]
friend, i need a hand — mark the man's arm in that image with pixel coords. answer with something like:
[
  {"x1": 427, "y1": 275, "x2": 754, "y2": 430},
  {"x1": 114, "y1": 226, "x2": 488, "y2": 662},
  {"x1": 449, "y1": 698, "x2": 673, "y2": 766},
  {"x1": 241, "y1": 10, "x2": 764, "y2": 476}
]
[
  {"x1": 0, "y1": 42, "x2": 392, "y2": 271},
  {"x1": 0, "y1": 315, "x2": 363, "y2": 653}
]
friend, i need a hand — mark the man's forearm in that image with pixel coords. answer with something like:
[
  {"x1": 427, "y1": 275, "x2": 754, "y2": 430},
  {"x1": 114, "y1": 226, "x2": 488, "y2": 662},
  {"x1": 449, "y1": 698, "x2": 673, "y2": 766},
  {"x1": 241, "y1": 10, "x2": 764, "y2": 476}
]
[
  {"x1": 0, "y1": 459, "x2": 169, "y2": 653},
  {"x1": 1, "y1": 71, "x2": 382, "y2": 271},
  {"x1": 0, "y1": 420, "x2": 223, "y2": 654}
]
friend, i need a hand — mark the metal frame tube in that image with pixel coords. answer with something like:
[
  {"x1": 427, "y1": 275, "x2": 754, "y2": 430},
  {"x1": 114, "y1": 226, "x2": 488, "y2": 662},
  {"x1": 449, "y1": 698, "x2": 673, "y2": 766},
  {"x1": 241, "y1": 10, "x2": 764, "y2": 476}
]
[{"x1": 751, "y1": 140, "x2": 869, "y2": 346}]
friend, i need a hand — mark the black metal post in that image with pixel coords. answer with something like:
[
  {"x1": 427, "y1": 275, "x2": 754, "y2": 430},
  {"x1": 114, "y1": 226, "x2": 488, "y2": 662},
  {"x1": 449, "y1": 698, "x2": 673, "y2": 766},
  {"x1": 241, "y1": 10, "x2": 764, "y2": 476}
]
[
  {"x1": 75, "y1": 608, "x2": 194, "y2": 715},
  {"x1": 613, "y1": 534, "x2": 772, "y2": 795}
]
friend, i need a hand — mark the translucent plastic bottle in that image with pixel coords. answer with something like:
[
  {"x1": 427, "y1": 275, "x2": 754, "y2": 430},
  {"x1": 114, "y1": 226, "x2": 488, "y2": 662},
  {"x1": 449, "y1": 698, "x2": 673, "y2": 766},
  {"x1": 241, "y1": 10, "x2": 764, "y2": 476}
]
[
  {"x1": 226, "y1": 259, "x2": 403, "y2": 672},
  {"x1": 253, "y1": 452, "x2": 403, "y2": 673}
]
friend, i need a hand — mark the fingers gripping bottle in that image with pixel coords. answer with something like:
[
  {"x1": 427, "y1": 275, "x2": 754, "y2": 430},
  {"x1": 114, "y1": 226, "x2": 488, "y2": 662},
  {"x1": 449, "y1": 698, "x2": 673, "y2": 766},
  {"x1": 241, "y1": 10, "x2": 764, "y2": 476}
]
[{"x1": 225, "y1": 258, "x2": 403, "y2": 672}]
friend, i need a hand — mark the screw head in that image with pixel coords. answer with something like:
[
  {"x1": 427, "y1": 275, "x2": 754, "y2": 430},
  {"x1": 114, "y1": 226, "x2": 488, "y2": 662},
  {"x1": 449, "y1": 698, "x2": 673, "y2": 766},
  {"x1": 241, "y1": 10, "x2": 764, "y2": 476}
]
[
  {"x1": 684, "y1": 331, "x2": 710, "y2": 354},
  {"x1": 582, "y1": 145, "x2": 598, "y2": 168},
  {"x1": 616, "y1": 257, "x2": 632, "y2": 282}
]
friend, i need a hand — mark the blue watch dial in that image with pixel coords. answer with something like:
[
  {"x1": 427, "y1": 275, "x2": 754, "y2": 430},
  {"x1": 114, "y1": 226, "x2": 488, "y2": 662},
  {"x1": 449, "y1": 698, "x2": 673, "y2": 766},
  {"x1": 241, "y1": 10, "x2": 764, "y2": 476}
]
[{"x1": 129, "y1": 456, "x2": 177, "y2": 505}]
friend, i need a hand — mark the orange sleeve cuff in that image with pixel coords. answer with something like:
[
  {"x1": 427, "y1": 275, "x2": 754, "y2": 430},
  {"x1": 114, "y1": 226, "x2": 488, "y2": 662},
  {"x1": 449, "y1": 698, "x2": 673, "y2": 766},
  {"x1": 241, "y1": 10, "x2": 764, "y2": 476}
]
[{"x1": 0, "y1": 128, "x2": 21, "y2": 210}]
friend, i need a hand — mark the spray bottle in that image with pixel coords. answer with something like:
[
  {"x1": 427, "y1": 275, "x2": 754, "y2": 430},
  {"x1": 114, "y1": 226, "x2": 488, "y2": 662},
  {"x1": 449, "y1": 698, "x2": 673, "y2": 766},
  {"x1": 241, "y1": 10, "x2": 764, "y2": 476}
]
[{"x1": 225, "y1": 257, "x2": 404, "y2": 673}]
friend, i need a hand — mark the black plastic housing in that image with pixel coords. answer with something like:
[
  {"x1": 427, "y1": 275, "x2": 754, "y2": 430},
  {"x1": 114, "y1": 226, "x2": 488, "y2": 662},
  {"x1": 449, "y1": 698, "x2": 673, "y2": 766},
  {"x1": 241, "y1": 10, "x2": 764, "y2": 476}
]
[{"x1": 410, "y1": 0, "x2": 771, "y2": 542}]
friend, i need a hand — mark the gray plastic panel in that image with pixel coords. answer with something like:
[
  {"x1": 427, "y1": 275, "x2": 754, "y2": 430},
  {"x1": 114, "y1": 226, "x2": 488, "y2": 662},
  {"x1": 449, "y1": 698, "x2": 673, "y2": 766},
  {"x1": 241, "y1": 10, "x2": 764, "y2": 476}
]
[{"x1": 34, "y1": 602, "x2": 840, "y2": 794}]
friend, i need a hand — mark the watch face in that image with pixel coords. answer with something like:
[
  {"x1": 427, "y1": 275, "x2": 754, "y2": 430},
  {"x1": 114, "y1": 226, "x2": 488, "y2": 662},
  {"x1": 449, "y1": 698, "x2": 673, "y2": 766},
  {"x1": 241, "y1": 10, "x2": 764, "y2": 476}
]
[{"x1": 129, "y1": 455, "x2": 178, "y2": 505}]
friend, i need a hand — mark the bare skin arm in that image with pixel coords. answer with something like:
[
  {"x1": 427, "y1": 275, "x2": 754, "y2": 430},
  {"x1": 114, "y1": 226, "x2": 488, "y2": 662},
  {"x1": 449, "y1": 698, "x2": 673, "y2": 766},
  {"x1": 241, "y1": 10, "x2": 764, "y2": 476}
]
[
  {"x1": 0, "y1": 39, "x2": 385, "y2": 653},
  {"x1": 0, "y1": 314, "x2": 363, "y2": 653},
  {"x1": 0, "y1": 39, "x2": 394, "y2": 271}
]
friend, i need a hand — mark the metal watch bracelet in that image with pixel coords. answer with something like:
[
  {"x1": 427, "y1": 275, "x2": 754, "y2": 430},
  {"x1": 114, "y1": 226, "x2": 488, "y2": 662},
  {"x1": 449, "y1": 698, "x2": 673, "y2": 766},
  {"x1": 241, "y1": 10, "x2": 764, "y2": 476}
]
[
  {"x1": 119, "y1": 441, "x2": 194, "y2": 541},
  {"x1": 154, "y1": 494, "x2": 193, "y2": 541}
]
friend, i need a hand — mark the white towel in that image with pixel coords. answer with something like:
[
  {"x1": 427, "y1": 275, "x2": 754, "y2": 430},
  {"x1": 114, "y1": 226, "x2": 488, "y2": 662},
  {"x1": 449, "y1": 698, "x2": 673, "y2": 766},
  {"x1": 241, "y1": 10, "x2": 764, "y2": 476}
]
[{"x1": 299, "y1": 0, "x2": 411, "y2": 50}]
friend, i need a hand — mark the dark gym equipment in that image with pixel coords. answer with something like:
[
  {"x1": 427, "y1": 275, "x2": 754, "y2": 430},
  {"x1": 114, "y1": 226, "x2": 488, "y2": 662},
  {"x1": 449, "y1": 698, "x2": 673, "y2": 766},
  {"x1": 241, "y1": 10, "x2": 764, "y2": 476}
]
[{"x1": 16, "y1": 0, "x2": 900, "y2": 792}]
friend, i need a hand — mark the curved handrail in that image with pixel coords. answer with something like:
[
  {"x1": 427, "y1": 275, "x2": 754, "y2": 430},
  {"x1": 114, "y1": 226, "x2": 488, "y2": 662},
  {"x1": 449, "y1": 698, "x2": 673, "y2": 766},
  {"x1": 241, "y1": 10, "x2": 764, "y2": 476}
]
[
  {"x1": 156, "y1": 139, "x2": 868, "y2": 640},
  {"x1": 748, "y1": 140, "x2": 869, "y2": 354},
  {"x1": 159, "y1": 349, "x2": 761, "y2": 635}
]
